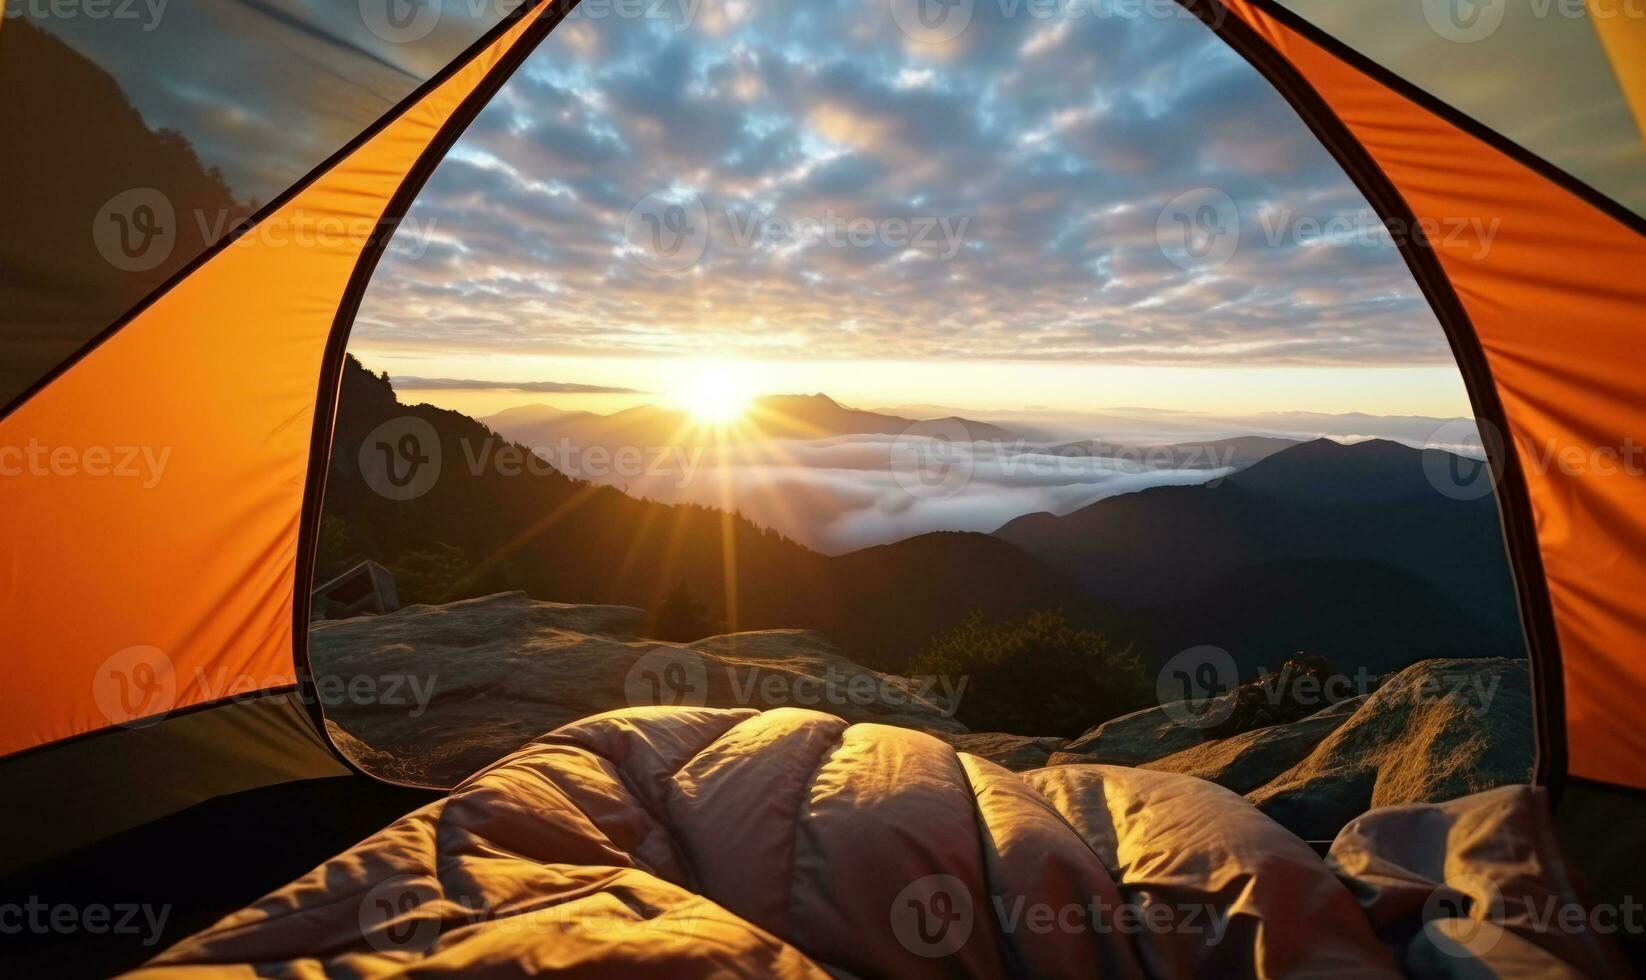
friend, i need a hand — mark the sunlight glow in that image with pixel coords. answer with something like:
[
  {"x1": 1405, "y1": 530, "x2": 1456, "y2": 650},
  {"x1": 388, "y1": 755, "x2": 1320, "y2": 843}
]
[{"x1": 673, "y1": 361, "x2": 756, "y2": 423}]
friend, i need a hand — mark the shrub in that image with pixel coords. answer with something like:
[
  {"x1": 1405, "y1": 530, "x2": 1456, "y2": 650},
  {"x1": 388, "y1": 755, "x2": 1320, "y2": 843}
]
[
  {"x1": 908, "y1": 609, "x2": 1150, "y2": 737},
  {"x1": 387, "y1": 542, "x2": 470, "y2": 606},
  {"x1": 651, "y1": 581, "x2": 723, "y2": 641}
]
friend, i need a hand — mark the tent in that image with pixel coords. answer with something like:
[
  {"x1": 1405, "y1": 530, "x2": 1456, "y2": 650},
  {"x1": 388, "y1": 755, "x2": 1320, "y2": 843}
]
[{"x1": 2, "y1": 0, "x2": 1644, "y2": 970}]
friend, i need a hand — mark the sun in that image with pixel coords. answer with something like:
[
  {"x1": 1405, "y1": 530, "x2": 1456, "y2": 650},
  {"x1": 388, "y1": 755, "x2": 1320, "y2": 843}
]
[{"x1": 673, "y1": 360, "x2": 755, "y2": 424}]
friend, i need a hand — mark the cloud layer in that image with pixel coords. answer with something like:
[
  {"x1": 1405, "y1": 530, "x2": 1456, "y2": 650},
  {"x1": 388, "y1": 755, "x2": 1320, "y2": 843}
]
[{"x1": 354, "y1": 0, "x2": 1446, "y2": 367}]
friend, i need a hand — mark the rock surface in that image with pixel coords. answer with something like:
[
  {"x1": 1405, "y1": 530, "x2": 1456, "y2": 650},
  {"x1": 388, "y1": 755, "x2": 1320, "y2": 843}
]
[
  {"x1": 1246, "y1": 658, "x2": 1532, "y2": 839},
  {"x1": 312, "y1": 591, "x2": 964, "y2": 785},
  {"x1": 313, "y1": 592, "x2": 1533, "y2": 842},
  {"x1": 935, "y1": 732, "x2": 1069, "y2": 771},
  {"x1": 1054, "y1": 695, "x2": 1233, "y2": 766},
  {"x1": 1142, "y1": 695, "x2": 1369, "y2": 794},
  {"x1": 1049, "y1": 657, "x2": 1531, "y2": 840}
]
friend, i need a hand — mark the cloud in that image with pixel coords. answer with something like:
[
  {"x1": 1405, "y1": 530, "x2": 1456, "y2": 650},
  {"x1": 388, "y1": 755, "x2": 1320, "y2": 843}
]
[
  {"x1": 345, "y1": 0, "x2": 1449, "y2": 368},
  {"x1": 391, "y1": 376, "x2": 643, "y2": 394},
  {"x1": 538, "y1": 432, "x2": 1234, "y2": 553}
]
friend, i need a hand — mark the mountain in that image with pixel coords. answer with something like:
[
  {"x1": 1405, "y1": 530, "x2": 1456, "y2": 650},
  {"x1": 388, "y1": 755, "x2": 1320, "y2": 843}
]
[
  {"x1": 482, "y1": 394, "x2": 1019, "y2": 451},
  {"x1": 0, "y1": 20, "x2": 251, "y2": 404},
  {"x1": 323, "y1": 358, "x2": 1071, "y2": 670},
  {"x1": 329, "y1": 361, "x2": 1523, "y2": 680},
  {"x1": 1040, "y1": 435, "x2": 1299, "y2": 469},
  {"x1": 995, "y1": 438, "x2": 1523, "y2": 674}
]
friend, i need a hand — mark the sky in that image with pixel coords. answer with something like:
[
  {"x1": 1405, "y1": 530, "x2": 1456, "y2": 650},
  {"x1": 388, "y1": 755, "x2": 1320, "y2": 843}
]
[
  {"x1": 34, "y1": 0, "x2": 1642, "y2": 423},
  {"x1": 342, "y1": 0, "x2": 1475, "y2": 420}
]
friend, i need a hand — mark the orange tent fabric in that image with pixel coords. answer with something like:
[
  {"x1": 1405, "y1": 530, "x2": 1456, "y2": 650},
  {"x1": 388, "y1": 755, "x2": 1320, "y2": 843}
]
[
  {"x1": 1217, "y1": 0, "x2": 1646, "y2": 789},
  {"x1": 3, "y1": 0, "x2": 1644, "y2": 804},
  {"x1": 0, "y1": 7, "x2": 551, "y2": 757}
]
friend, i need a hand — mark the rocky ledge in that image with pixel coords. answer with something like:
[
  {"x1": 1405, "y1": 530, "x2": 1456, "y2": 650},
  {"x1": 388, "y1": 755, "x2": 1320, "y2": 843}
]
[
  {"x1": 311, "y1": 591, "x2": 963, "y2": 785},
  {"x1": 1047, "y1": 656, "x2": 1532, "y2": 839}
]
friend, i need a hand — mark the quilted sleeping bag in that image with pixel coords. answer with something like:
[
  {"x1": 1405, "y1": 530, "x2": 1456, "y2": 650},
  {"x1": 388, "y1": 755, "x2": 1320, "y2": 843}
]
[{"x1": 126, "y1": 706, "x2": 1620, "y2": 977}]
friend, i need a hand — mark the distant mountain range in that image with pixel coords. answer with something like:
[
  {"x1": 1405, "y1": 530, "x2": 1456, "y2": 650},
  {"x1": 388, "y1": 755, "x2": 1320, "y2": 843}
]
[
  {"x1": 484, "y1": 395, "x2": 1019, "y2": 450},
  {"x1": 323, "y1": 359, "x2": 1071, "y2": 669},
  {"x1": 325, "y1": 358, "x2": 1523, "y2": 678},
  {"x1": 995, "y1": 438, "x2": 1522, "y2": 673}
]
